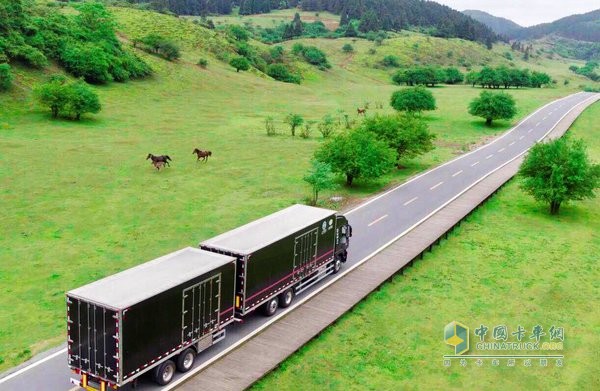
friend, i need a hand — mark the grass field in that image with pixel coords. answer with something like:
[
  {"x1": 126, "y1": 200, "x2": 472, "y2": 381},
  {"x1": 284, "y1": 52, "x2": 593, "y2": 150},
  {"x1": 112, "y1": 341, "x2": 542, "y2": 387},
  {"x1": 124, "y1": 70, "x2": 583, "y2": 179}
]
[
  {"x1": 252, "y1": 102, "x2": 600, "y2": 390},
  {"x1": 208, "y1": 9, "x2": 341, "y2": 31},
  {"x1": 0, "y1": 5, "x2": 595, "y2": 372}
]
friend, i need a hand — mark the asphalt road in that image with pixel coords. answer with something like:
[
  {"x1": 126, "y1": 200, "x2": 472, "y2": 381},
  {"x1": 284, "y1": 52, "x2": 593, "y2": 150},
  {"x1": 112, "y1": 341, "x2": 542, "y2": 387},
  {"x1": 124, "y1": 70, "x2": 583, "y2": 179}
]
[{"x1": 0, "y1": 92, "x2": 597, "y2": 391}]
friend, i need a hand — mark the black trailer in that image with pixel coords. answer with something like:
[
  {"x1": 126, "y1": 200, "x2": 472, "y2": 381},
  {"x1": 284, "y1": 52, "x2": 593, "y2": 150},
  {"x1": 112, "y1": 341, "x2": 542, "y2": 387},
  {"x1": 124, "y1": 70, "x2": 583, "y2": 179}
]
[
  {"x1": 66, "y1": 247, "x2": 236, "y2": 390},
  {"x1": 200, "y1": 204, "x2": 352, "y2": 317}
]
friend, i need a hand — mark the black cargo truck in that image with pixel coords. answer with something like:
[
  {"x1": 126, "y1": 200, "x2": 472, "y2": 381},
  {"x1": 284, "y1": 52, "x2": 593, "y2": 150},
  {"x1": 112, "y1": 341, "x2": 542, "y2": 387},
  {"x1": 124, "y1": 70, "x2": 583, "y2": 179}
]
[
  {"x1": 68, "y1": 205, "x2": 351, "y2": 390},
  {"x1": 200, "y1": 204, "x2": 352, "y2": 317}
]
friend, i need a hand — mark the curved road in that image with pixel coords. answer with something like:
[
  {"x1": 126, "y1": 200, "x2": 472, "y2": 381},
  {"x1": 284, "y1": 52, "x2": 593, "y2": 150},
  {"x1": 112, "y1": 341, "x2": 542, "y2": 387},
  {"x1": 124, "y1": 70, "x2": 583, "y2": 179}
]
[{"x1": 0, "y1": 92, "x2": 597, "y2": 391}]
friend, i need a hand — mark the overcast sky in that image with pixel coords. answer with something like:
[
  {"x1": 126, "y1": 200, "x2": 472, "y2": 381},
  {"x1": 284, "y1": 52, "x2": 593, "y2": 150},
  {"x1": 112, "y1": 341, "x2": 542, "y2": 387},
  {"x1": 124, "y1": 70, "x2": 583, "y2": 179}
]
[{"x1": 433, "y1": 0, "x2": 599, "y2": 27}]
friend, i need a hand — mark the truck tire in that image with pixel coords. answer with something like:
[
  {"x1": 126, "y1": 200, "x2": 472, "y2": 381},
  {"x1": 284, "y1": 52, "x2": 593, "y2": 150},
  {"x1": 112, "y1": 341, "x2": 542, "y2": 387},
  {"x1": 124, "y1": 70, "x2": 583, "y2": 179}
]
[
  {"x1": 176, "y1": 348, "x2": 196, "y2": 373},
  {"x1": 262, "y1": 297, "x2": 278, "y2": 316},
  {"x1": 153, "y1": 360, "x2": 176, "y2": 385},
  {"x1": 333, "y1": 258, "x2": 342, "y2": 274},
  {"x1": 278, "y1": 289, "x2": 294, "y2": 308}
]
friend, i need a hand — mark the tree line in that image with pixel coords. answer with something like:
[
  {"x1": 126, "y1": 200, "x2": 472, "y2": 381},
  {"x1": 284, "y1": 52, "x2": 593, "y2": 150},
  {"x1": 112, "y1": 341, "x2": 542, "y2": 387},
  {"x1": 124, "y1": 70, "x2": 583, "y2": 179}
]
[
  {"x1": 391, "y1": 66, "x2": 464, "y2": 87},
  {"x1": 466, "y1": 67, "x2": 551, "y2": 89}
]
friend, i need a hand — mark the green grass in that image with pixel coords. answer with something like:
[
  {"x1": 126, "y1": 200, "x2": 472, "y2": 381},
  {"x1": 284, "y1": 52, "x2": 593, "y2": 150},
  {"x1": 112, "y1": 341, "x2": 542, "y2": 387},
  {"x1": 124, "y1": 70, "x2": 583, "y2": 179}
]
[
  {"x1": 251, "y1": 102, "x2": 600, "y2": 390},
  {"x1": 209, "y1": 9, "x2": 341, "y2": 31},
  {"x1": 0, "y1": 5, "x2": 594, "y2": 372}
]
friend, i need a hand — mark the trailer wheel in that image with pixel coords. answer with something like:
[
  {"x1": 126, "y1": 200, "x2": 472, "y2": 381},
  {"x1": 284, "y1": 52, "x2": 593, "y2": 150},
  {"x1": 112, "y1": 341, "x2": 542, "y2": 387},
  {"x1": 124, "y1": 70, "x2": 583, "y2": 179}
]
[
  {"x1": 176, "y1": 348, "x2": 196, "y2": 372},
  {"x1": 278, "y1": 289, "x2": 294, "y2": 308},
  {"x1": 153, "y1": 360, "x2": 176, "y2": 385},
  {"x1": 262, "y1": 297, "x2": 279, "y2": 316},
  {"x1": 333, "y1": 258, "x2": 342, "y2": 274}
]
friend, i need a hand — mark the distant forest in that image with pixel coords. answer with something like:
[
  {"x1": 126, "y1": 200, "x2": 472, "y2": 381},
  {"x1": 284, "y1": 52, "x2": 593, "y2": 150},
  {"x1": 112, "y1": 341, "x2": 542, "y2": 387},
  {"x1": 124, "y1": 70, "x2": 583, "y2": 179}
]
[
  {"x1": 511, "y1": 9, "x2": 600, "y2": 42},
  {"x1": 131, "y1": 0, "x2": 500, "y2": 45}
]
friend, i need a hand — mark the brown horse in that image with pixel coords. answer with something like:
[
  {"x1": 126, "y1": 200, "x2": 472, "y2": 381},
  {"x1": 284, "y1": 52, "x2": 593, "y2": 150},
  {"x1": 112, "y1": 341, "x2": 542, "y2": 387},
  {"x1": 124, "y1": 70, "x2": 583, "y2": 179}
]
[
  {"x1": 152, "y1": 160, "x2": 166, "y2": 171},
  {"x1": 193, "y1": 148, "x2": 212, "y2": 162},
  {"x1": 357, "y1": 108, "x2": 366, "y2": 115},
  {"x1": 147, "y1": 153, "x2": 172, "y2": 167}
]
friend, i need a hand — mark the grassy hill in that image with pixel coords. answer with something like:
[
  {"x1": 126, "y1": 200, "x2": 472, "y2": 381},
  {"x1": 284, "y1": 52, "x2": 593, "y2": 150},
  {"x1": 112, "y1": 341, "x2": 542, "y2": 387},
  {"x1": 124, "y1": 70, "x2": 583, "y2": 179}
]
[{"x1": 0, "y1": 4, "x2": 596, "y2": 372}]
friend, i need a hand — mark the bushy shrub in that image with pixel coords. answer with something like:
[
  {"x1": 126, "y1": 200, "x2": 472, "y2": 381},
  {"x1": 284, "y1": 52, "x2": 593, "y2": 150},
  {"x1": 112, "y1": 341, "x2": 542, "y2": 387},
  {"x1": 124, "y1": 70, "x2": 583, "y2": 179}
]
[
  {"x1": 0, "y1": 64, "x2": 13, "y2": 91},
  {"x1": 292, "y1": 44, "x2": 330, "y2": 70},
  {"x1": 267, "y1": 64, "x2": 301, "y2": 84},
  {"x1": 342, "y1": 43, "x2": 354, "y2": 53},
  {"x1": 318, "y1": 114, "x2": 336, "y2": 138},
  {"x1": 60, "y1": 43, "x2": 113, "y2": 84},
  {"x1": 381, "y1": 55, "x2": 399, "y2": 67},
  {"x1": 197, "y1": 58, "x2": 208, "y2": 68},
  {"x1": 265, "y1": 116, "x2": 276, "y2": 136},
  {"x1": 2, "y1": 2, "x2": 150, "y2": 83}
]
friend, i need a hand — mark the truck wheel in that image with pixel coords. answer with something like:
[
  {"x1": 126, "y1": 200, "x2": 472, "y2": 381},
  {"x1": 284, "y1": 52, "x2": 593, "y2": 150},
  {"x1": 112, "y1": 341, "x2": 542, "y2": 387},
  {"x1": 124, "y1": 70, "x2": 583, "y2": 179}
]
[
  {"x1": 153, "y1": 360, "x2": 176, "y2": 385},
  {"x1": 278, "y1": 289, "x2": 294, "y2": 308},
  {"x1": 262, "y1": 297, "x2": 278, "y2": 316},
  {"x1": 333, "y1": 258, "x2": 342, "y2": 274},
  {"x1": 176, "y1": 348, "x2": 196, "y2": 372}
]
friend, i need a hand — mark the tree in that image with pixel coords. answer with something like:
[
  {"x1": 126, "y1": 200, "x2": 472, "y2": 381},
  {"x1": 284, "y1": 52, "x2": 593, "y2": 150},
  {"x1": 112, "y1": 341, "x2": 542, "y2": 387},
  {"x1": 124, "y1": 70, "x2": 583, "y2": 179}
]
[
  {"x1": 35, "y1": 76, "x2": 101, "y2": 120},
  {"x1": 304, "y1": 160, "x2": 336, "y2": 205},
  {"x1": 65, "y1": 80, "x2": 101, "y2": 120},
  {"x1": 444, "y1": 67, "x2": 464, "y2": 84},
  {"x1": 342, "y1": 43, "x2": 354, "y2": 53},
  {"x1": 468, "y1": 91, "x2": 516, "y2": 126},
  {"x1": 138, "y1": 34, "x2": 180, "y2": 61},
  {"x1": 34, "y1": 75, "x2": 70, "y2": 118},
  {"x1": 285, "y1": 113, "x2": 304, "y2": 136},
  {"x1": 229, "y1": 56, "x2": 250, "y2": 72},
  {"x1": 390, "y1": 87, "x2": 436, "y2": 114},
  {"x1": 292, "y1": 13, "x2": 303, "y2": 37},
  {"x1": 530, "y1": 71, "x2": 551, "y2": 88},
  {"x1": 519, "y1": 137, "x2": 600, "y2": 215},
  {"x1": 0, "y1": 64, "x2": 13, "y2": 91},
  {"x1": 315, "y1": 129, "x2": 395, "y2": 186},
  {"x1": 360, "y1": 114, "x2": 436, "y2": 165}
]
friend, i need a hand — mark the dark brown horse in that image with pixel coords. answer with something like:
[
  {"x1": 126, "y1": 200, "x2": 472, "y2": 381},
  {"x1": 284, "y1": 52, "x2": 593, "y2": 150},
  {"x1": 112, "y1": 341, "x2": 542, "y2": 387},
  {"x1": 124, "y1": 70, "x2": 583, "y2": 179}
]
[
  {"x1": 357, "y1": 108, "x2": 366, "y2": 115},
  {"x1": 147, "y1": 153, "x2": 172, "y2": 167},
  {"x1": 192, "y1": 148, "x2": 212, "y2": 162}
]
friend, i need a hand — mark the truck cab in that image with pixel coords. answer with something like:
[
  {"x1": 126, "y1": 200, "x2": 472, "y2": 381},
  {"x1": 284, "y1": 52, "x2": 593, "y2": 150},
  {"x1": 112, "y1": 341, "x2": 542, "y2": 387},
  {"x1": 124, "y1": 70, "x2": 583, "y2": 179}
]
[{"x1": 335, "y1": 215, "x2": 352, "y2": 262}]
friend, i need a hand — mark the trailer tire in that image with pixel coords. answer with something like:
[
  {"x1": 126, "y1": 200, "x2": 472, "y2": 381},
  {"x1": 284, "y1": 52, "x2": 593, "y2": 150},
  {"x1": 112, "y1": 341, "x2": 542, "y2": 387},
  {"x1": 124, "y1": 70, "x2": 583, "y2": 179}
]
[
  {"x1": 278, "y1": 289, "x2": 294, "y2": 308},
  {"x1": 176, "y1": 348, "x2": 196, "y2": 373},
  {"x1": 333, "y1": 258, "x2": 342, "y2": 274},
  {"x1": 153, "y1": 360, "x2": 176, "y2": 385},
  {"x1": 262, "y1": 297, "x2": 279, "y2": 316}
]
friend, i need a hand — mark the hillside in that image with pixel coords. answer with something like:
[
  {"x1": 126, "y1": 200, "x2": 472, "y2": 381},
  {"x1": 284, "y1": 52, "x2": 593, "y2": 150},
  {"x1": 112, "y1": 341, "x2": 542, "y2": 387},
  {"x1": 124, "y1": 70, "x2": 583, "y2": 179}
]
[
  {"x1": 462, "y1": 9, "x2": 522, "y2": 37},
  {"x1": 0, "y1": 2, "x2": 597, "y2": 373},
  {"x1": 512, "y1": 9, "x2": 600, "y2": 42},
  {"x1": 123, "y1": 0, "x2": 500, "y2": 45}
]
